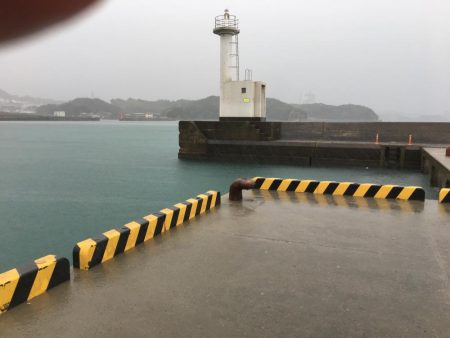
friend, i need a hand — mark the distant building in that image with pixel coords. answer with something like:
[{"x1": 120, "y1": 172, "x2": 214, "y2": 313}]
[
  {"x1": 119, "y1": 112, "x2": 157, "y2": 121},
  {"x1": 301, "y1": 92, "x2": 316, "y2": 104},
  {"x1": 53, "y1": 111, "x2": 66, "y2": 117}
]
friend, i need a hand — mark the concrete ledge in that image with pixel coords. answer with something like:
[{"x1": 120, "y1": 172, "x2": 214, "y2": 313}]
[
  {"x1": 0, "y1": 255, "x2": 70, "y2": 314},
  {"x1": 253, "y1": 177, "x2": 425, "y2": 201},
  {"x1": 73, "y1": 191, "x2": 221, "y2": 270},
  {"x1": 422, "y1": 148, "x2": 450, "y2": 188}
]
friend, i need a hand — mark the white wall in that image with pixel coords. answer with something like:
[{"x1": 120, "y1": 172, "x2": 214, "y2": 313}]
[
  {"x1": 219, "y1": 34, "x2": 234, "y2": 86},
  {"x1": 221, "y1": 80, "x2": 266, "y2": 118}
]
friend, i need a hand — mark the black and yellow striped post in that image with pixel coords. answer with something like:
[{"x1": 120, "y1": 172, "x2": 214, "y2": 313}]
[
  {"x1": 0, "y1": 255, "x2": 70, "y2": 314},
  {"x1": 73, "y1": 191, "x2": 221, "y2": 270},
  {"x1": 439, "y1": 188, "x2": 450, "y2": 203},
  {"x1": 252, "y1": 177, "x2": 425, "y2": 201}
]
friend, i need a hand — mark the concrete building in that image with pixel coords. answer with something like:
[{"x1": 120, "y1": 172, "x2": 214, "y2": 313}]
[
  {"x1": 301, "y1": 91, "x2": 317, "y2": 104},
  {"x1": 53, "y1": 111, "x2": 66, "y2": 117},
  {"x1": 213, "y1": 9, "x2": 266, "y2": 121}
]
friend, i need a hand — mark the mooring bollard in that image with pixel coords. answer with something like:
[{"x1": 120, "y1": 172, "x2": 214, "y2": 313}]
[
  {"x1": 446, "y1": 147, "x2": 450, "y2": 157},
  {"x1": 229, "y1": 179, "x2": 255, "y2": 201}
]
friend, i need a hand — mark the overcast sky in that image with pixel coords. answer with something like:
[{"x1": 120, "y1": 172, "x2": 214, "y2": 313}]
[{"x1": 0, "y1": 0, "x2": 449, "y2": 116}]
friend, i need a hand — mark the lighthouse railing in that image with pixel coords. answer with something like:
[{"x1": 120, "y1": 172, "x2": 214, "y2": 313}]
[{"x1": 215, "y1": 15, "x2": 239, "y2": 30}]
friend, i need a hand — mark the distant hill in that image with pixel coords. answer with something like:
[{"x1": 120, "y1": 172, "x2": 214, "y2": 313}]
[
  {"x1": 293, "y1": 103, "x2": 379, "y2": 122},
  {"x1": 267, "y1": 98, "x2": 306, "y2": 121},
  {"x1": 112, "y1": 96, "x2": 219, "y2": 119},
  {"x1": 0, "y1": 88, "x2": 61, "y2": 113},
  {"x1": 0, "y1": 88, "x2": 60, "y2": 105},
  {"x1": 34, "y1": 95, "x2": 378, "y2": 121},
  {"x1": 111, "y1": 98, "x2": 175, "y2": 115},
  {"x1": 36, "y1": 98, "x2": 121, "y2": 118},
  {"x1": 112, "y1": 96, "x2": 307, "y2": 121},
  {"x1": 165, "y1": 96, "x2": 219, "y2": 120}
]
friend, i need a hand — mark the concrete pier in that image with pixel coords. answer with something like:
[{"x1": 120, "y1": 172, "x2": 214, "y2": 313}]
[
  {"x1": 1, "y1": 191, "x2": 450, "y2": 337},
  {"x1": 205, "y1": 139, "x2": 424, "y2": 169},
  {"x1": 179, "y1": 121, "x2": 450, "y2": 170},
  {"x1": 422, "y1": 147, "x2": 450, "y2": 188}
]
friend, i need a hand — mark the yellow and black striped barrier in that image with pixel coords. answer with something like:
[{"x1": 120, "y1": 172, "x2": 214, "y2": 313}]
[
  {"x1": 73, "y1": 191, "x2": 220, "y2": 270},
  {"x1": 439, "y1": 188, "x2": 450, "y2": 203},
  {"x1": 0, "y1": 255, "x2": 70, "y2": 314},
  {"x1": 252, "y1": 177, "x2": 425, "y2": 201},
  {"x1": 254, "y1": 189, "x2": 424, "y2": 213}
]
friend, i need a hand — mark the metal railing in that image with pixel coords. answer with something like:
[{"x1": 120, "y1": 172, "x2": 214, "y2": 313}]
[{"x1": 215, "y1": 15, "x2": 239, "y2": 30}]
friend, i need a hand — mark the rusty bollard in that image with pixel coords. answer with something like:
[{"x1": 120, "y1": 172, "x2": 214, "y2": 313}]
[
  {"x1": 446, "y1": 147, "x2": 450, "y2": 157},
  {"x1": 229, "y1": 178, "x2": 255, "y2": 201}
]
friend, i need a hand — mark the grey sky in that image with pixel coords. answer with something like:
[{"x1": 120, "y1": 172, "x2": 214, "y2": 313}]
[{"x1": 0, "y1": 0, "x2": 449, "y2": 116}]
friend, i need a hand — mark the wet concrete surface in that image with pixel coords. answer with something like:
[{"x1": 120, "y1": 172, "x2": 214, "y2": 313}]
[
  {"x1": 1, "y1": 191, "x2": 450, "y2": 337},
  {"x1": 423, "y1": 147, "x2": 450, "y2": 188},
  {"x1": 425, "y1": 147, "x2": 450, "y2": 168}
]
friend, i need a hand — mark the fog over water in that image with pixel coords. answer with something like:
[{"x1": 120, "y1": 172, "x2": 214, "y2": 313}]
[{"x1": 0, "y1": 0, "x2": 449, "y2": 117}]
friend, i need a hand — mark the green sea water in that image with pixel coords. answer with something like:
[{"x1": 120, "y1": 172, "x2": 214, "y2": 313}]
[{"x1": 0, "y1": 121, "x2": 435, "y2": 271}]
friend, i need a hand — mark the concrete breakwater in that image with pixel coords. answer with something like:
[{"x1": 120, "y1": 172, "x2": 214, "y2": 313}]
[
  {"x1": 422, "y1": 148, "x2": 450, "y2": 188},
  {"x1": 179, "y1": 121, "x2": 450, "y2": 187}
]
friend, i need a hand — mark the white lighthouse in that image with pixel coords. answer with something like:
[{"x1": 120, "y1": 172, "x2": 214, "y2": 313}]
[{"x1": 213, "y1": 9, "x2": 266, "y2": 121}]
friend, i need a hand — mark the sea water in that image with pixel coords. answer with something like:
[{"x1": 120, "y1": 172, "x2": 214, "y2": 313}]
[{"x1": 0, "y1": 121, "x2": 435, "y2": 271}]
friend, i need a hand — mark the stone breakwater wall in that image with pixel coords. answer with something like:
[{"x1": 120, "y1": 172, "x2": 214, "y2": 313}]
[
  {"x1": 280, "y1": 122, "x2": 450, "y2": 143},
  {"x1": 179, "y1": 121, "x2": 450, "y2": 146},
  {"x1": 178, "y1": 121, "x2": 450, "y2": 185}
]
